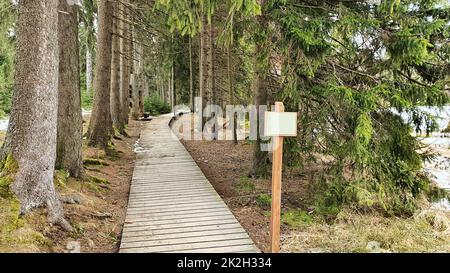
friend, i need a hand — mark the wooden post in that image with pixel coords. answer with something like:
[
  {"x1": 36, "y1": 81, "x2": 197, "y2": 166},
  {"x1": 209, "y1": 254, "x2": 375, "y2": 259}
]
[{"x1": 270, "y1": 101, "x2": 284, "y2": 253}]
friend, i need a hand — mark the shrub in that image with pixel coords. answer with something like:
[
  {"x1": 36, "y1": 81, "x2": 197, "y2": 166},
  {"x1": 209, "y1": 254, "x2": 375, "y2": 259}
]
[
  {"x1": 281, "y1": 209, "x2": 313, "y2": 228},
  {"x1": 81, "y1": 90, "x2": 93, "y2": 110},
  {"x1": 256, "y1": 193, "x2": 271, "y2": 210},
  {"x1": 234, "y1": 177, "x2": 256, "y2": 194},
  {"x1": 0, "y1": 87, "x2": 12, "y2": 116},
  {"x1": 143, "y1": 94, "x2": 171, "y2": 116}
]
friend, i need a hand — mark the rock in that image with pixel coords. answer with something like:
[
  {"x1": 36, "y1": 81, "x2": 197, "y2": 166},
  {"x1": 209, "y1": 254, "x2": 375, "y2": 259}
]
[
  {"x1": 416, "y1": 209, "x2": 450, "y2": 232},
  {"x1": 66, "y1": 241, "x2": 81, "y2": 253},
  {"x1": 307, "y1": 248, "x2": 328, "y2": 253},
  {"x1": 366, "y1": 241, "x2": 381, "y2": 252},
  {"x1": 93, "y1": 212, "x2": 113, "y2": 219},
  {"x1": 86, "y1": 239, "x2": 95, "y2": 249},
  {"x1": 61, "y1": 194, "x2": 83, "y2": 205}
]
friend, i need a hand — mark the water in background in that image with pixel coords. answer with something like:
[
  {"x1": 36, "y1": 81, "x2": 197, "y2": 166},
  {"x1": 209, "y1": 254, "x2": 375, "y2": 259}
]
[{"x1": 0, "y1": 109, "x2": 92, "y2": 131}]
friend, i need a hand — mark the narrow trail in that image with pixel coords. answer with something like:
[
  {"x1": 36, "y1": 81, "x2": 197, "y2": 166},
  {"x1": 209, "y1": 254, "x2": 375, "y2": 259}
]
[{"x1": 119, "y1": 115, "x2": 259, "y2": 253}]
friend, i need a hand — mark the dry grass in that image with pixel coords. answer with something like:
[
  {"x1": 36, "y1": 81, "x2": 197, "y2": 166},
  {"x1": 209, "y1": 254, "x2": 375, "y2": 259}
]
[
  {"x1": 0, "y1": 130, "x2": 5, "y2": 146},
  {"x1": 281, "y1": 208, "x2": 450, "y2": 253}
]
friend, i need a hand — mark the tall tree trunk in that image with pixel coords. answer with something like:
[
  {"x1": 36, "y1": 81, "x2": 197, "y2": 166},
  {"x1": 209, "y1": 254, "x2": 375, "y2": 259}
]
[
  {"x1": 87, "y1": 0, "x2": 114, "y2": 149},
  {"x1": 56, "y1": 0, "x2": 83, "y2": 178},
  {"x1": 198, "y1": 23, "x2": 204, "y2": 106},
  {"x1": 227, "y1": 46, "x2": 238, "y2": 145},
  {"x1": 0, "y1": 0, "x2": 71, "y2": 231},
  {"x1": 189, "y1": 36, "x2": 194, "y2": 112},
  {"x1": 139, "y1": 76, "x2": 145, "y2": 116},
  {"x1": 252, "y1": 70, "x2": 268, "y2": 177},
  {"x1": 119, "y1": 0, "x2": 130, "y2": 128},
  {"x1": 110, "y1": 2, "x2": 123, "y2": 134},
  {"x1": 167, "y1": 71, "x2": 172, "y2": 109},
  {"x1": 128, "y1": 20, "x2": 134, "y2": 117},
  {"x1": 172, "y1": 62, "x2": 176, "y2": 114},
  {"x1": 207, "y1": 17, "x2": 217, "y2": 139},
  {"x1": 200, "y1": 16, "x2": 209, "y2": 128},
  {"x1": 86, "y1": 46, "x2": 93, "y2": 94},
  {"x1": 130, "y1": 29, "x2": 140, "y2": 120},
  {"x1": 252, "y1": 5, "x2": 269, "y2": 177},
  {"x1": 208, "y1": 17, "x2": 216, "y2": 106}
]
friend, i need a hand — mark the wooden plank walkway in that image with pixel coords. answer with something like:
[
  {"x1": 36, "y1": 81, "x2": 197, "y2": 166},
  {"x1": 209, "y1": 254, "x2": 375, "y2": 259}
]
[{"x1": 119, "y1": 115, "x2": 259, "y2": 253}]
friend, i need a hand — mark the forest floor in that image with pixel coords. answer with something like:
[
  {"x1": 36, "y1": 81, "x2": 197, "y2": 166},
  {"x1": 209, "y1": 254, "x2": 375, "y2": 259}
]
[
  {"x1": 179, "y1": 116, "x2": 450, "y2": 253},
  {"x1": 0, "y1": 116, "x2": 141, "y2": 253}
]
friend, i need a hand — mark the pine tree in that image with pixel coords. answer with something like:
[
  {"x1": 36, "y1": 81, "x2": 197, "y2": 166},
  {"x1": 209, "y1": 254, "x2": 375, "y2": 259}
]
[
  {"x1": 56, "y1": 0, "x2": 83, "y2": 178},
  {"x1": 87, "y1": 0, "x2": 114, "y2": 149},
  {"x1": 1, "y1": 0, "x2": 72, "y2": 231}
]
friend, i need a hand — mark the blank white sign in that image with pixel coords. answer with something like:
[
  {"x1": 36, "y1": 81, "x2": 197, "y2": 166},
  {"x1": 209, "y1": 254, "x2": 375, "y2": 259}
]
[{"x1": 264, "y1": 112, "x2": 298, "y2": 137}]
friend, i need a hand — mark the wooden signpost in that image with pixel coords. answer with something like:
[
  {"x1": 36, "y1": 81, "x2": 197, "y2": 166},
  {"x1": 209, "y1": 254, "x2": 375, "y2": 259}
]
[{"x1": 264, "y1": 102, "x2": 298, "y2": 253}]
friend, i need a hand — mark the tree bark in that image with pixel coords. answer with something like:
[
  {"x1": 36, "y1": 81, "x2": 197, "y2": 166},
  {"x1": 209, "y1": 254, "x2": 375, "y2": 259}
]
[
  {"x1": 119, "y1": 0, "x2": 130, "y2": 128},
  {"x1": 189, "y1": 36, "x2": 194, "y2": 112},
  {"x1": 110, "y1": 2, "x2": 123, "y2": 134},
  {"x1": 87, "y1": 0, "x2": 114, "y2": 149},
  {"x1": 252, "y1": 9, "x2": 269, "y2": 177},
  {"x1": 252, "y1": 70, "x2": 269, "y2": 177},
  {"x1": 200, "y1": 16, "x2": 209, "y2": 128},
  {"x1": 207, "y1": 17, "x2": 217, "y2": 139},
  {"x1": 56, "y1": 0, "x2": 83, "y2": 178},
  {"x1": 227, "y1": 46, "x2": 238, "y2": 145},
  {"x1": 86, "y1": 47, "x2": 93, "y2": 94},
  {"x1": 172, "y1": 62, "x2": 176, "y2": 114},
  {"x1": 131, "y1": 40, "x2": 141, "y2": 120},
  {"x1": 199, "y1": 22, "x2": 204, "y2": 110},
  {"x1": 0, "y1": 0, "x2": 72, "y2": 231},
  {"x1": 208, "y1": 17, "x2": 216, "y2": 106}
]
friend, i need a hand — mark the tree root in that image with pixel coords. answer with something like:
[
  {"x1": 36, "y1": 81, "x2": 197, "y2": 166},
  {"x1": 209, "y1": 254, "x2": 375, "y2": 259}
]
[{"x1": 46, "y1": 196, "x2": 73, "y2": 232}]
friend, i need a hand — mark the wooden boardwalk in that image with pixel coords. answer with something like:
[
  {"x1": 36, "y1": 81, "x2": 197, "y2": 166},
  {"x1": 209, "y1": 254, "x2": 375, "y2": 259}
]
[{"x1": 119, "y1": 115, "x2": 259, "y2": 253}]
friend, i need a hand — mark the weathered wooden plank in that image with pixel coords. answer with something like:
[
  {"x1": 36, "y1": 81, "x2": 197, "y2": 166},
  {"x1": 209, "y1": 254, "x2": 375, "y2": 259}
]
[
  {"x1": 124, "y1": 214, "x2": 237, "y2": 227},
  {"x1": 125, "y1": 207, "x2": 229, "y2": 218},
  {"x1": 127, "y1": 196, "x2": 219, "y2": 205},
  {"x1": 129, "y1": 187, "x2": 215, "y2": 196},
  {"x1": 128, "y1": 192, "x2": 215, "y2": 201},
  {"x1": 125, "y1": 210, "x2": 232, "y2": 223},
  {"x1": 121, "y1": 233, "x2": 252, "y2": 249},
  {"x1": 122, "y1": 219, "x2": 240, "y2": 233},
  {"x1": 121, "y1": 223, "x2": 244, "y2": 238},
  {"x1": 121, "y1": 227, "x2": 247, "y2": 244},
  {"x1": 163, "y1": 245, "x2": 259, "y2": 253},
  {"x1": 125, "y1": 203, "x2": 229, "y2": 214},
  {"x1": 120, "y1": 239, "x2": 255, "y2": 253},
  {"x1": 128, "y1": 200, "x2": 229, "y2": 210}
]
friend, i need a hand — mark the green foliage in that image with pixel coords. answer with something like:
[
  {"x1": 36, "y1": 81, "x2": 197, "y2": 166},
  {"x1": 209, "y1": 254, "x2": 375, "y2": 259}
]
[
  {"x1": 0, "y1": 0, "x2": 17, "y2": 117},
  {"x1": 81, "y1": 89, "x2": 94, "y2": 110},
  {"x1": 156, "y1": 0, "x2": 260, "y2": 38},
  {"x1": 54, "y1": 169, "x2": 70, "y2": 188},
  {"x1": 281, "y1": 209, "x2": 313, "y2": 228},
  {"x1": 263, "y1": 0, "x2": 450, "y2": 216},
  {"x1": 234, "y1": 176, "x2": 256, "y2": 193},
  {"x1": 143, "y1": 94, "x2": 171, "y2": 116},
  {"x1": 0, "y1": 89, "x2": 11, "y2": 117},
  {"x1": 255, "y1": 193, "x2": 271, "y2": 209},
  {"x1": 0, "y1": 154, "x2": 18, "y2": 199}
]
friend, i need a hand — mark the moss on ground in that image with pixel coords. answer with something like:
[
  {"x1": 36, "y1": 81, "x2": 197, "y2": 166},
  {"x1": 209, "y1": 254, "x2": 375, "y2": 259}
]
[
  {"x1": 0, "y1": 197, "x2": 51, "y2": 252},
  {"x1": 281, "y1": 209, "x2": 313, "y2": 228},
  {"x1": 83, "y1": 158, "x2": 109, "y2": 166}
]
